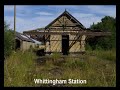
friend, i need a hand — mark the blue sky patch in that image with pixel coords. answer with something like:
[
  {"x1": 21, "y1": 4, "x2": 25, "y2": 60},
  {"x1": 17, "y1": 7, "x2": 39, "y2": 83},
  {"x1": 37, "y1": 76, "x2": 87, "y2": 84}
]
[{"x1": 4, "y1": 5, "x2": 116, "y2": 33}]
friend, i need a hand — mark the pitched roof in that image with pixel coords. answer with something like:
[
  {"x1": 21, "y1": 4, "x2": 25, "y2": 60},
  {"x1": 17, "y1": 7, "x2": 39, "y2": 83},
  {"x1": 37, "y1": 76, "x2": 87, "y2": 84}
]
[
  {"x1": 15, "y1": 32, "x2": 35, "y2": 43},
  {"x1": 45, "y1": 10, "x2": 85, "y2": 29}
]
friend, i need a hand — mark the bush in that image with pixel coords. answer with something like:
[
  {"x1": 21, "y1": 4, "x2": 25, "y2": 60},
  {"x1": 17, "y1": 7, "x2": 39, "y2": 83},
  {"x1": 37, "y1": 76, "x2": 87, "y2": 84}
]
[
  {"x1": 87, "y1": 16, "x2": 116, "y2": 50},
  {"x1": 4, "y1": 22, "x2": 14, "y2": 57}
]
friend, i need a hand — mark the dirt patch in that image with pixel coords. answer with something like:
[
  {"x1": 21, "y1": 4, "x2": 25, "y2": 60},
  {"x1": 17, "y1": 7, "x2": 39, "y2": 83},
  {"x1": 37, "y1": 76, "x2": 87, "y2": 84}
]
[
  {"x1": 49, "y1": 67, "x2": 63, "y2": 76},
  {"x1": 53, "y1": 58, "x2": 66, "y2": 66},
  {"x1": 36, "y1": 57, "x2": 47, "y2": 65}
]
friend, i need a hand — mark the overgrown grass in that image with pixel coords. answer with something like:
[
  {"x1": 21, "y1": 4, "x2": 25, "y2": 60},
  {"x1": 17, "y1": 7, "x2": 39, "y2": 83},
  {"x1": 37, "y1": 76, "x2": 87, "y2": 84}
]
[
  {"x1": 4, "y1": 50, "x2": 116, "y2": 87},
  {"x1": 86, "y1": 49, "x2": 116, "y2": 62},
  {"x1": 4, "y1": 50, "x2": 37, "y2": 87}
]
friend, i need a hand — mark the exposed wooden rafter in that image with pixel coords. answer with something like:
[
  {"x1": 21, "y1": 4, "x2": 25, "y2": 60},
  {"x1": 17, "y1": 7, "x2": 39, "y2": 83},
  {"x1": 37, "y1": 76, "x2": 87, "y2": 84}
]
[{"x1": 23, "y1": 31, "x2": 111, "y2": 36}]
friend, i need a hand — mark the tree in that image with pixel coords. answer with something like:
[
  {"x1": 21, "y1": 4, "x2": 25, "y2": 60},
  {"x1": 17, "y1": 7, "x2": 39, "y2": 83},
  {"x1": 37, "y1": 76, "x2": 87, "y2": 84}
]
[
  {"x1": 86, "y1": 16, "x2": 116, "y2": 50},
  {"x1": 4, "y1": 21, "x2": 14, "y2": 57}
]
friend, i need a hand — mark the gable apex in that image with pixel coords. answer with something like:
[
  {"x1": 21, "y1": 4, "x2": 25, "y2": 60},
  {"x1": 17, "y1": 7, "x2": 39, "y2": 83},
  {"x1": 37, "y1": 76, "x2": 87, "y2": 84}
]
[{"x1": 45, "y1": 10, "x2": 86, "y2": 29}]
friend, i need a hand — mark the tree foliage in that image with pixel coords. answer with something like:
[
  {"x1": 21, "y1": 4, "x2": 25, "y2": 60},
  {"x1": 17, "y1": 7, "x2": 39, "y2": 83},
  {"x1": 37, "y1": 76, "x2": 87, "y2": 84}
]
[
  {"x1": 4, "y1": 21, "x2": 14, "y2": 57},
  {"x1": 86, "y1": 16, "x2": 116, "y2": 50}
]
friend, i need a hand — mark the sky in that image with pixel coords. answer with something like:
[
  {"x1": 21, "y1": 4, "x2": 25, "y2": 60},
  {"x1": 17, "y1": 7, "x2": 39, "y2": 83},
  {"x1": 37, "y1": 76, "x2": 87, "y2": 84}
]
[{"x1": 4, "y1": 5, "x2": 116, "y2": 33}]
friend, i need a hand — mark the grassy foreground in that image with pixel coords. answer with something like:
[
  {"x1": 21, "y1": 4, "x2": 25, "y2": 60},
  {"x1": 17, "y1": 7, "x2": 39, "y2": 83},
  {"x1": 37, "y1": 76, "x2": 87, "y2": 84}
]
[{"x1": 4, "y1": 49, "x2": 116, "y2": 87}]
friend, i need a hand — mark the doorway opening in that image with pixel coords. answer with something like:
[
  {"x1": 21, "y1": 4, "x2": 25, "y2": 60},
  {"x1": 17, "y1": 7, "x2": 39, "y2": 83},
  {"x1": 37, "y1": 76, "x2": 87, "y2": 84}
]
[
  {"x1": 15, "y1": 39, "x2": 20, "y2": 50},
  {"x1": 62, "y1": 35, "x2": 69, "y2": 55}
]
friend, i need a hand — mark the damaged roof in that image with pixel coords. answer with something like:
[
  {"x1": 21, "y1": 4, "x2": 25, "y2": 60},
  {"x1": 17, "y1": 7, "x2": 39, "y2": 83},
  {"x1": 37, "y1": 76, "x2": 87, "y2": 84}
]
[{"x1": 15, "y1": 32, "x2": 35, "y2": 43}]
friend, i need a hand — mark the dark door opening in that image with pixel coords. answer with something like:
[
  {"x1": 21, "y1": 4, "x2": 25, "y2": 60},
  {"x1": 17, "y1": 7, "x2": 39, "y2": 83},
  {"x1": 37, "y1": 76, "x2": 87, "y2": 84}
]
[
  {"x1": 62, "y1": 35, "x2": 69, "y2": 55},
  {"x1": 15, "y1": 39, "x2": 20, "y2": 50}
]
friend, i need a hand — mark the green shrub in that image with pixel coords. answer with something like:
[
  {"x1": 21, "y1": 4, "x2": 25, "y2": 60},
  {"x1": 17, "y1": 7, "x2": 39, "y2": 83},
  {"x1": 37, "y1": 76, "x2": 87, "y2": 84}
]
[{"x1": 4, "y1": 22, "x2": 14, "y2": 57}]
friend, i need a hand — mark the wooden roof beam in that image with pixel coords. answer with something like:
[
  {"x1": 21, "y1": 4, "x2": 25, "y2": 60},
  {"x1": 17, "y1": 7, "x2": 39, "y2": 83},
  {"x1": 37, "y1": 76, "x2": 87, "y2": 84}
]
[{"x1": 23, "y1": 31, "x2": 111, "y2": 36}]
